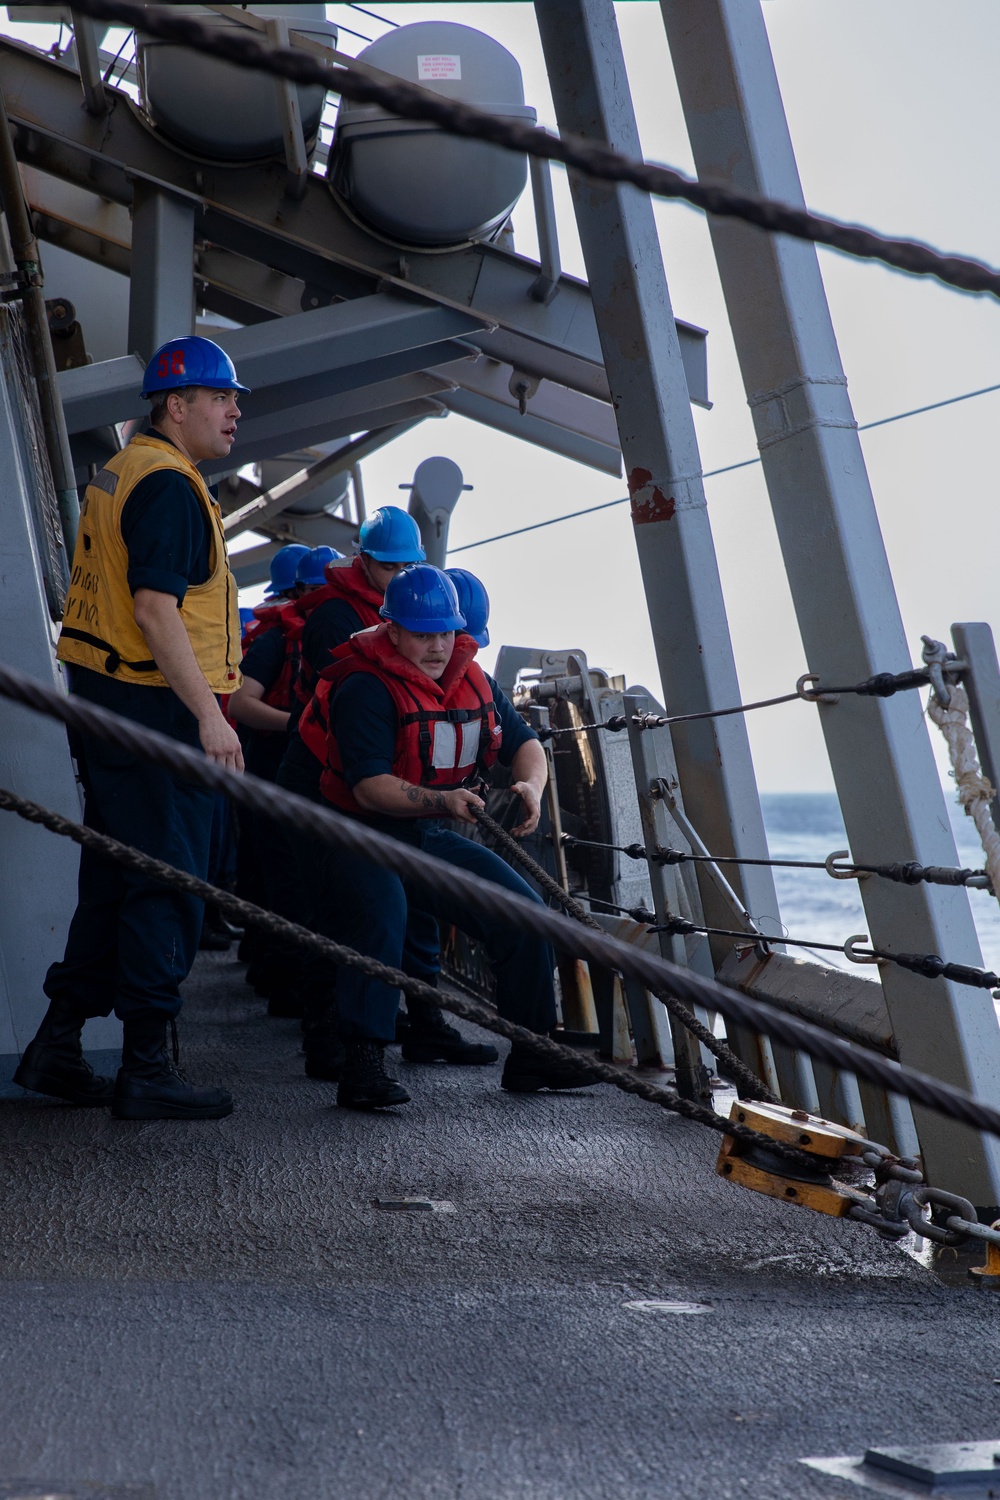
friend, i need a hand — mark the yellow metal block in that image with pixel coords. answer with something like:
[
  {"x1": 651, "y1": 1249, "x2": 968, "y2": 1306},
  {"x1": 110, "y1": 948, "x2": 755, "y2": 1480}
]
[
  {"x1": 715, "y1": 1100, "x2": 873, "y2": 1218},
  {"x1": 969, "y1": 1220, "x2": 1000, "y2": 1282},
  {"x1": 716, "y1": 1133, "x2": 869, "y2": 1218},
  {"x1": 728, "y1": 1100, "x2": 869, "y2": 1161}
]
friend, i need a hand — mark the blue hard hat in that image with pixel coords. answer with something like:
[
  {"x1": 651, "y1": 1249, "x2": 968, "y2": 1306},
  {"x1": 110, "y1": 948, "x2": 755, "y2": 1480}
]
[
  {"x1": 380, "y1": 565, "x2": 466, "y2": 633},
  {"x1": 296, "y1": 545, "x2": 342, "y2": 587},
  {"x1": 238, "y1": 606, "x2": 256, "y2": 631},
  {"x1": 446, "y1": 568, "x2": 490, "y2": 648},
  {"x1": 141, "y1": 336, "x2": 250, "y2": 398},
  {"x1": 265, "y1": 543, "x2": 310, "y2": 596},
  {"x1": 357, "y1": 506, "x2": 426, "y2": 564}
]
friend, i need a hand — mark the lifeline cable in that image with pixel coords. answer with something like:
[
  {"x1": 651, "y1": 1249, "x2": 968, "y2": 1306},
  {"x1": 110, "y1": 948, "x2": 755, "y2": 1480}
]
[
  {"x1": 451, "y1": 382, "x2": 1000, "y2": 556},
  {"x1": 646, "y1": 913, "x2": 1000, "y2": 992},
  {"x1": 4, "y1": 658, "x2": 1000, "y2": 1142},
  {"x1": 0, "y1": 783, "x2": 810, "y2": 1168},
  {"x1": 474, "y1": 807, "x2": 777, "y2": 1104},
  {"x1": 17, "y1": 786, "x2": 1000, "y2": 1254},
  {"x1": 539, "y1": 663, "x2": 961, "y2": 738},
  {"x1": 56, "y1": 0, "x2": 1000, "y2": 304},
  {"x1": 12, "y1": 783, "x2": 1000, "y2": 1251},
  {"x1": 561, "y1": 833, "x2": 994, "y2": 892}
]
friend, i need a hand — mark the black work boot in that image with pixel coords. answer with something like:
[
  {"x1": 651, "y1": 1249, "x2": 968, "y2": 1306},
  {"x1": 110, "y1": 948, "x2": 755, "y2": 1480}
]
[
  {"x1": 13, "y1": 998, "x2": 114, "y2": 1106},
  {"x1": 112, "y1": 1016, "x2": 233, "y2": 1121},
  {"x1": 304, "y1": 1019, "x2": 346, "y2": 1081},
  {"x1": 501, "y1": 1040, "x2": 604, "y2": 1094},
  {"x1": 337, "y1": 1041, "x2": 410, "y2": 1111},
  {"x1": 267, "y1": 988, "x2": 305, "y2": 1020},
  {"x1": 199, "y1": 906, "x2": 242, "y2": 952},
  {"x1": 401, "y1": 998, "x2": 498, "y2": 1066}
]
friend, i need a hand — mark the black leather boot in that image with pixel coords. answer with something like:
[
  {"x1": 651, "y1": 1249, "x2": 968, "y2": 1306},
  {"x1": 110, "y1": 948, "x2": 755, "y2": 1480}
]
[
  {"x1": 401, "y1": 997, "x2": 498, "y2": 1066},
  {"x1": 112, "y1": 1016, "x2": 233, "y2": 1120},
  {"x1": 199, "y1": 906, "x2": 241, "y2": 952},
  {"x1": 13, "y1": 998, "x2": 115, "y2": 1106},
  {"x1": 304, "y1": 1018, "x2": 346, "y2": 1081},
  {"x1": 501, "y1": 1040, "x2": 604, "y2": 1093},
  {"x1": 267, "y1": 987, "x2": 305, "y2": 1020},
  {"x1": 337, "y1": 1041, "x2": 410, "y2": 1110}
]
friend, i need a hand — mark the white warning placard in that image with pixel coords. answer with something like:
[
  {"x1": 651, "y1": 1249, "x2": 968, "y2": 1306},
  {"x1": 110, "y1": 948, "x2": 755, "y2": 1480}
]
[{"x1": 417, "y1": 54, "x2": 462, "y2": 81}]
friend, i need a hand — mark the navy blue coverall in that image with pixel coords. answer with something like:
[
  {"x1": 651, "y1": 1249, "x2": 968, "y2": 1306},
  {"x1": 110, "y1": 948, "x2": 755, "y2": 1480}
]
[
  {"x1": 43, "y1": 446, "x2": 219, "y2": 1023},
  {"x1": 310, "y1": 669, "x2": 557, "y2": 1043}
]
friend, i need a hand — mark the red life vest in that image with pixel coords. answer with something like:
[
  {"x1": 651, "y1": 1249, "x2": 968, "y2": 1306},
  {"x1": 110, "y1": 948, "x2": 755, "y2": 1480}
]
[
  {"x1": 242, "y1": 599, "x2": 304, "y2": 714},
  {"x1": 317, "y1": 624, "x2": 502, "y2": 815},
  {"x1": 292, "y1": 556, "x2": 383, "y2": 705},
  {"x1": 298, "y1": 673, "x2": 334, "y2": 767}
]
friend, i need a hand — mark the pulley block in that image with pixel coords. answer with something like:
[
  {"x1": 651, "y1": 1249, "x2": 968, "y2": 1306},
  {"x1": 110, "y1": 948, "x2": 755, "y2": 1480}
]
[{"x1": 716, "y1": 1100, "x2": 874, "y2": 1218}]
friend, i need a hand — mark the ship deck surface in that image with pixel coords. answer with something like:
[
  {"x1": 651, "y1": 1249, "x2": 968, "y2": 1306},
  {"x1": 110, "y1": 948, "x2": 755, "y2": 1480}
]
[{"x1": 0, "y1": 951, "x2": 996, "y2": 1499}]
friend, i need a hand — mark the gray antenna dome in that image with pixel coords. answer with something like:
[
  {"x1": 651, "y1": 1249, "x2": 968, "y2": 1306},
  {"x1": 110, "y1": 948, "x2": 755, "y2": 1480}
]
[
  {"x1": 136, "y1": 4, "x2": 337, "y2": 162},
  {"x1": 330, "y1": 21, "x2": 537, "y2": 247}
]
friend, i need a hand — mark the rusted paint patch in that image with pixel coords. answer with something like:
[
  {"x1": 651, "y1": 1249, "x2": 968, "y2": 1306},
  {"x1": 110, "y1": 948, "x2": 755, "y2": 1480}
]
[
  {"x1": 627, "y1": 467, "x2": 676, "y2": 524},
  {"x1": 630, "y1": 486, "x2": 676, "y2": 526}
]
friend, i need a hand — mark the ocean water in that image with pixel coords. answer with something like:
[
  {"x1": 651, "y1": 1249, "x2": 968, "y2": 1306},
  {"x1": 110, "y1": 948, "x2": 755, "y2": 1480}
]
[{"x1": 760, "y1": 792, "x2": 1000, "y2": 975}]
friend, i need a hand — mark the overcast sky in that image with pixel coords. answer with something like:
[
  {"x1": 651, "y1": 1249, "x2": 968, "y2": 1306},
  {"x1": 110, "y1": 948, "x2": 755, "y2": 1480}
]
[
  {"x1": 7, "y1": 1, "x2": 998, "y2": 794},
  {"x1": 312, "y1": 0, "x2": 1000, "y2": 794}
]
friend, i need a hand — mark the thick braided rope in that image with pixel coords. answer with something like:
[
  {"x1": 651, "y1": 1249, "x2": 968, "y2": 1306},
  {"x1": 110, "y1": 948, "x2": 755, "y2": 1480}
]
[
  {"x1": 56, "y1": 0, "x2": 1000, "y2": 303},
  {"x1": 3, "y1": 659, "x2": 1000, "y2": 1142},
  {"x1": 474, "y1": 808, "x2": 777, "y2": 1104},
  {"x1": 0, "y1": 783, "x2": 815, "y2": 1167},
  {"x1": 927, "y1": 685, "x2": 1000, "y2": 905}
]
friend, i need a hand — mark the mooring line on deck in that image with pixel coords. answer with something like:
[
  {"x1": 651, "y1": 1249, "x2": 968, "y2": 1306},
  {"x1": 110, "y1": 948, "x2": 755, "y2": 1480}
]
[{"x1": 2, "y1": 660, "x2": 1000, "y2": 1159}]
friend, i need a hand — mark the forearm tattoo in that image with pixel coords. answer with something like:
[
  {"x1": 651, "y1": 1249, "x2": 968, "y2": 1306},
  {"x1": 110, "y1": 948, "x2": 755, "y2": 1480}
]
[{"x1": 400, "y1": 780, "x2": 447, "y2": 814}]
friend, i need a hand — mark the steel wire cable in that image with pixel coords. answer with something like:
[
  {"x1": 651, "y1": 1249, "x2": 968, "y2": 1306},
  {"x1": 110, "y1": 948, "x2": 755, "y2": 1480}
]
[
  {"x1": 0, "y1": 783, "x2": 812, "y2": 1168},
  {"x1": 474, "y1": 807, "x2": 776, "y2": 1103},
  {"x1": 4, "y1": 659, "x2": 1000, "y2": 1146},
  {"x1": 15, "y1": 778, "x2": 1000, "y2": 1247},
  {"x1": 59, "y1": 0, "x2": 1000, "y2": 304},
  {"x1": 646, "y1": 913, "x2": 1000, "y2": 992},
  {"x1": 450, "y1": 383, "x2": 1000, "y2": 555},
  {"x1": 560, "y1": 833, "x2": 993, "y2": 891},
  {"x1": 9, "y1": 774, "x2": 1000, "y2": 1255},
  {"x1": 536, "y1": 663, "x2": 953, "y2": 740}
]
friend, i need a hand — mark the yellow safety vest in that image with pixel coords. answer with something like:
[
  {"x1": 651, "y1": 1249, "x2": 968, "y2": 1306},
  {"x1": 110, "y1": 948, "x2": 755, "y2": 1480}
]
[{"x1": 58, "y1": 433, "x2": 241, "y2": 693}]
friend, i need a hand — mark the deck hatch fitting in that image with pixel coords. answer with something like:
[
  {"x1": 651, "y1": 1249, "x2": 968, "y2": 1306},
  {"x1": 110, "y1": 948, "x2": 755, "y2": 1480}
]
[{"x1": 373, "y1": 1197, "x2": 456, "y2": 1213}]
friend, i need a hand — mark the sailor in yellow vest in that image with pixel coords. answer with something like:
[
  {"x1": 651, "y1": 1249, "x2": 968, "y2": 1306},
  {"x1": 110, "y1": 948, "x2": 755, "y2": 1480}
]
[{"x1": 15, "y1": 337, "x2": 246, "y2": 1121}]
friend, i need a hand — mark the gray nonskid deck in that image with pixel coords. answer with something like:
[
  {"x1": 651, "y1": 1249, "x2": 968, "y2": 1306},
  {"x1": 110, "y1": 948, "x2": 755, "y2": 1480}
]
[{"x1": 0, "y1": 950, "x2": 996, "y2": 1500}]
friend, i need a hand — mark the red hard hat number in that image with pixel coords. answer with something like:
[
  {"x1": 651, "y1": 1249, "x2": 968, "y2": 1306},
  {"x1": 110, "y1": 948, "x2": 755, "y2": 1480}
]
[{"x1": 156, "y1": 349, "x2": 186, "y2": 379}]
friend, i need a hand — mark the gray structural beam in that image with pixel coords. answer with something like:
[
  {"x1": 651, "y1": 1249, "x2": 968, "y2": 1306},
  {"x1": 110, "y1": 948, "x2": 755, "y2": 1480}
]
[
  {"x1": 0, "y1": 35, "x2": 710, "y2": 410},
  {"x1": 226, "y1": 419, "x2": 428, "y2": 580},
  {"x1": 206, "y1": 380, "x2": 452, "y2": 474},
  {"x1": 209, "y1": 295, "x2": 490, "y2": 403},
  {"x1": 533, "y1": 0, "x2": 782, "y2": 960},
  {"x1": 127, "y1": 182, "x2": 195, "y2": 362},
  {"x1": 662, "y1": 0, "x2": 1000, "y2": 1202},
  {"x1": 0, "y1": 303, "x2": 119, "y2": 1082},
  {"x1": 441, "y1": 358, "x2": 622, "y2": 477},
  {"x1": 57, "y1": 295, "x2": 482, "y2": 433},
  {"x1": 442, "y1": 387, "x2": 620, "y2": 476}
]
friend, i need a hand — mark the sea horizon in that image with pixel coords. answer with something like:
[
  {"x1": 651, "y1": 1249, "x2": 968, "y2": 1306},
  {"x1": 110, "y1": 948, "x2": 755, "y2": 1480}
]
[{"x1": 759, "y1": 790, "x2": 1000, "y2": 976}]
